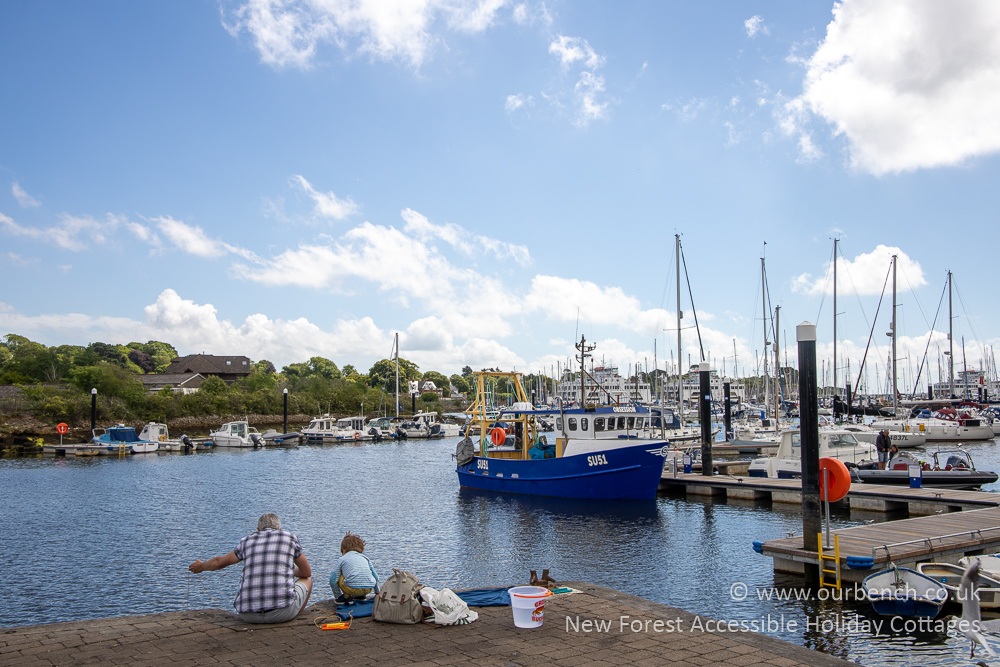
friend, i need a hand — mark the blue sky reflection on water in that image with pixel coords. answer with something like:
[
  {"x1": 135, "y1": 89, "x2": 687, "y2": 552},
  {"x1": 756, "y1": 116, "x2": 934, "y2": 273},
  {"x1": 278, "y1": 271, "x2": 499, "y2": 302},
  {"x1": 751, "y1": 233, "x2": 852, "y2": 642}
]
[{"x1": 4, "y1": 436, "x2": 1000, "y2": 666}]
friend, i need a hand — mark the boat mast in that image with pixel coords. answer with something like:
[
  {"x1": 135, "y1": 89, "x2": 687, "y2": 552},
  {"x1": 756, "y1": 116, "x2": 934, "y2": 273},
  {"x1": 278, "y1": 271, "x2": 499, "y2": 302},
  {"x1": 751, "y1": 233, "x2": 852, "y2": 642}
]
[
  {"x1": 833, "y1": 237, "x2": 838, "y2": 420},
  {"x1": 774, "y1": 305, "x2": 780, "y2": 427},
  {"x1": 576, "y1": 335, "x2": 595, "y2": 406},
  {"x1": 760, "y1": 255, "x2": 769, "y2": 419},
  {"x1": 676, "y1": 233, "x2": 683, "y2": 426},
  {"x1": 891, "y1": 255, "x2": 897, "y2": 417},
  {"x1": 394, "y1": 332, "x2": 399, "y2": 418},
  {"x1": 948, "y1": 270, "x2": 955, "y2": 399}
]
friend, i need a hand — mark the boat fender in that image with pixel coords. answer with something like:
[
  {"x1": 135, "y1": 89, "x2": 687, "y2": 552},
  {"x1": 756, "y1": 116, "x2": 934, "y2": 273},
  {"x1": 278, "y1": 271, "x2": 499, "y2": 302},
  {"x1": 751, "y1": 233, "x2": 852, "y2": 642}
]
[
  {"x1": 455, "y1": 437, "x2": 475, "y2": 466},
  {"x1": 846, "y1": 556, "x2": 875, "y2": 570},
  {"x1": 819, "y1": 457, "x2": 851, "y2": 502},
  {"x1": 752, "y1": 540, "x2": 763, "y2": 554}
]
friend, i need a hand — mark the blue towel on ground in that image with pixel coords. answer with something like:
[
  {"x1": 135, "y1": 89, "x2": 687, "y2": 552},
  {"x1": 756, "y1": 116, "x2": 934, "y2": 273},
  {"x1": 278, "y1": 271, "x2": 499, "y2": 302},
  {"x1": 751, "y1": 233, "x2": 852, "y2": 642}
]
[
  {"x1": 335, "y1": 599, "x2": 375, "y2": 620},
  {"x1": 456, "y1": 587, "x2": 510, "y2": 606}
]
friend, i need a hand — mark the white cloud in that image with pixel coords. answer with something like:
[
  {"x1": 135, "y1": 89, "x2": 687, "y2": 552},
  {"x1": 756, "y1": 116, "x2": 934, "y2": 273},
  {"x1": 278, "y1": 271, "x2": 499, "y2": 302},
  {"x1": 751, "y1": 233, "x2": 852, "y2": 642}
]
[
  {"x1": 153, "y1": 216, "x2": 226, "y2": 258},
  {"x1": 0, "y1": 211, "x2": 120, "y2": 251},
  {"x1": 12, "y1": 182, "x2": 40, "y2": 208},
  {"x1": 574, "y1": 71, "x2": 608, "y2": 125},
  {"x1": 791, "y1": 0, "x2": 1000, "y2": 174},
  {"x1": 791, "y1": 244, "x2": 926, "y2": 296},
  {"x1": 400, "y1": 208, "x2": 530, "y2": 265},
  {"x1": 505, "y1": 93, "x2": 533, "y2": 114},
  {"x1": 511, "y1": 2, "x2": 550, "y2": 27},
  {"x1": 291, "y1": 174, "x2": 358, "y2": 220},
  {"x1": 744, "y1": 15, "x2": 768, "y2": 38},
  {"x1": 224, "y1": 0, "x2": 508, "y2": 70},
  {"x1": 523, "y1": 275, "x2": 668, "y2": 336},
  {"x1": 7, "y1": 252, "x2": 37, "y2": 266},
  {"x1": 548, "y1": 35, "x2": 604, "y2": 70}
]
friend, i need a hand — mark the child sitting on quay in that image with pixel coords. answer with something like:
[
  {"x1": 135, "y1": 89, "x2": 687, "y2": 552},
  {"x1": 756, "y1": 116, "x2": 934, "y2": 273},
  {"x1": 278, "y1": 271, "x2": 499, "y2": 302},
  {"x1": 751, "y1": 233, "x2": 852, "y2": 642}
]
[{"x1": 330, "y1": 532, "x2": 379, "y2": 604}]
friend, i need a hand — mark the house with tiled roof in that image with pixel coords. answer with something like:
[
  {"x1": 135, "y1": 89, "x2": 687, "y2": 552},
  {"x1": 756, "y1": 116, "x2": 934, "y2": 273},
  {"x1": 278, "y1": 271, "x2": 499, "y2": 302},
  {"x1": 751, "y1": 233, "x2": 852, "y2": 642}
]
[{"x1": 162, "y1": 354, "x2": 253, "y2": 384}]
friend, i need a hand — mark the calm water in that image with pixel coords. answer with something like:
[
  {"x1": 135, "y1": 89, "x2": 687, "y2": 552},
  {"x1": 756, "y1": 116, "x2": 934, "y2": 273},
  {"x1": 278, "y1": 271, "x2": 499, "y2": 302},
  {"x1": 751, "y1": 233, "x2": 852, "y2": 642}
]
[{"x1": 4, "y1": 435, "x2": 1000, "y2": 666}]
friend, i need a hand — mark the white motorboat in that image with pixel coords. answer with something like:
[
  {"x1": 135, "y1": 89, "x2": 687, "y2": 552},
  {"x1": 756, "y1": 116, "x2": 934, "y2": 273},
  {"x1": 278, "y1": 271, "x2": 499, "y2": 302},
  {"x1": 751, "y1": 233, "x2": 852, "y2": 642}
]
[
  {"x1": 210, "y1": 420, "x2": 265, "y2": 448},
  {"x1": 870, "y1": 410, "x2": 994, "y2": 442},
  {"x1": 138, "y1": 422, "x2": 207, "y2": 451},
  {"x1": 301, "y1": 415, "x2": 371, "y2": 444},
  {"x1": 836, "y1": 422, "x2": 927, "y2": 449},
  {"x1": 747, "y1": 429, "x2": 877, "y2": 479},
  {"x1": 92, "y1": 424, "x2": 159, "y2": 454}
]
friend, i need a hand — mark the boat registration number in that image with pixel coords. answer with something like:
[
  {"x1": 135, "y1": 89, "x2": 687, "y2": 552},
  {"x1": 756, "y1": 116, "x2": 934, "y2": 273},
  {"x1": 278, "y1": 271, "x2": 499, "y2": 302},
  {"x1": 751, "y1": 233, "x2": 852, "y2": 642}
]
[
  {"x1": 587, "y1": 454, "x2": 609, "y2": 467},
  {"x1": 477, "y1": 459, "x2": 488, "y2": 471}
]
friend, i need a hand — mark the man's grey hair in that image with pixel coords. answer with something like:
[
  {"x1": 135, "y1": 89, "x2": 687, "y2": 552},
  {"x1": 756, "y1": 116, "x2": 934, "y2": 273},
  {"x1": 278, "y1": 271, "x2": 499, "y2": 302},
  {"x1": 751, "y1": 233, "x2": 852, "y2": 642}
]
[{"x1": 257, "y1": 513, "x2": 282, "y2": 531}]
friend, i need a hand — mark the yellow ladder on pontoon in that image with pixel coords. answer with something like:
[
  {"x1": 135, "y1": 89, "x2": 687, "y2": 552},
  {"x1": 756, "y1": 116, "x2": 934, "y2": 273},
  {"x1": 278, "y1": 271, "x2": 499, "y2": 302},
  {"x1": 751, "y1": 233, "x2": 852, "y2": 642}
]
[{"x1": 817, "y1": 533, "x2": 841, "y2": 589}]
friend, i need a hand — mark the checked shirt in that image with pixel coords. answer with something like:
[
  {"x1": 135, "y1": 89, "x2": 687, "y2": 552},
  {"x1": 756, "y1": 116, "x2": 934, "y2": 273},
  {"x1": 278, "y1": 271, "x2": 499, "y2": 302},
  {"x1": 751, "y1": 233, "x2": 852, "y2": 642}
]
[{"x1": 233, "y1": 528, "x2": 303, "y2": 613}]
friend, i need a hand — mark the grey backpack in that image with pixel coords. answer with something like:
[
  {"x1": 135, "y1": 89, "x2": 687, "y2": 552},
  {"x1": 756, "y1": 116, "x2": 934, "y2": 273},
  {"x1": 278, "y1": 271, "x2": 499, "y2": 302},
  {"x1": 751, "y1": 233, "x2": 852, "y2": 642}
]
[{"x1": 372, "y1": 568, "x2": 424, "y2": 624}]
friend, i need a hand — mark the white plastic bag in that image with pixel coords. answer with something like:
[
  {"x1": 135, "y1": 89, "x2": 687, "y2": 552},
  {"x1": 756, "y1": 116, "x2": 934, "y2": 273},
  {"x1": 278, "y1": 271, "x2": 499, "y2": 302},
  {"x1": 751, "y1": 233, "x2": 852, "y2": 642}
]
[{"x1": 419, "y1": 587, "x2": 479, "y2": 625}]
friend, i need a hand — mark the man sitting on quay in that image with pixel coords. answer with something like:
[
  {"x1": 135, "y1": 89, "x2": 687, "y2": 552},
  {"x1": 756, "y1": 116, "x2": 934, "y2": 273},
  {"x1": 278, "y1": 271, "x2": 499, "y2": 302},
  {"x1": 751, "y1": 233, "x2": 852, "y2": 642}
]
[{"x1": 189, "y1": 513, "x2": 313, "y2": 623}]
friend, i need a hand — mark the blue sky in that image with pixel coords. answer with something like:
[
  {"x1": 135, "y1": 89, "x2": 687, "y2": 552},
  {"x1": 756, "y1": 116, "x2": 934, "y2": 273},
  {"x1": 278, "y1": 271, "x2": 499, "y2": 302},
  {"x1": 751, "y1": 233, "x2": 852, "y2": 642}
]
[{"x1": 2, "y1": 0, "x2": 999, "y2": 391}]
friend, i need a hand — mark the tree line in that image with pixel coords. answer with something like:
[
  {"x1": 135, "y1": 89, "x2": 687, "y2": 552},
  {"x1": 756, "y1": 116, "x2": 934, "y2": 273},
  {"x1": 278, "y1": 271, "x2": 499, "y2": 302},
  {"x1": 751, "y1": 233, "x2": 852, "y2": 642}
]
[{"x1": 0, "y1": 334, "x2": 477, "y2": 426}]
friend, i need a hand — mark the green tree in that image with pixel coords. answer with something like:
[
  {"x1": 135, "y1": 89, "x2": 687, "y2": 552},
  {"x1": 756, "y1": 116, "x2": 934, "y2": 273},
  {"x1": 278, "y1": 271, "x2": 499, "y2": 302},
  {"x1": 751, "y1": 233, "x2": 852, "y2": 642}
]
[
  {"x1": 308, "y1": 356, "x2": 341, "y2": 380},
  {"x1": 461, "y1": 366, "x2": 473, "y2": 378},
  {"x1": 450, "y1": 374, "x2": 470, "y2": 395},
  {"x1": 421, "y1": 371, "x2": 449, "y2": 390},
  {"x1": 420, "y1": 391, "x2": 439, "y2": 403},
  {"x1": 253, "y1": 359, "x2": 277, "y2": 374},
  {"x1": 200, "y1": 375, "x2": 228, "y2": 395},
  {"x1": 367, "y1": 357, "x2": 420, "y2": 388},
  {"x1": 281, "y1": 362, "x2": 311, "y2": 383}
]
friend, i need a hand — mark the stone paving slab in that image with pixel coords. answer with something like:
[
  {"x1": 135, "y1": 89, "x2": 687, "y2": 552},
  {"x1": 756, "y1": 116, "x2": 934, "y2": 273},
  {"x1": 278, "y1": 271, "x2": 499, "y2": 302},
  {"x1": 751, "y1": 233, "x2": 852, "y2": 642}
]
[{"x1": 0, "y1": 582, "x2": 856, "y2": 666}]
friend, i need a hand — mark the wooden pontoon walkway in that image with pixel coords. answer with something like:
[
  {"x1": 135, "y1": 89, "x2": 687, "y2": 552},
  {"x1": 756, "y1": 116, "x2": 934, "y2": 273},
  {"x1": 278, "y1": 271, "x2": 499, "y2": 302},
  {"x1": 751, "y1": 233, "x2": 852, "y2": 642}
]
[
  {"x1": 659, "y1": 472, "x2": 1000, "y2": 514},
  {"x1": 761, "y1": 507, "x2": 1000, "y2": 582}
]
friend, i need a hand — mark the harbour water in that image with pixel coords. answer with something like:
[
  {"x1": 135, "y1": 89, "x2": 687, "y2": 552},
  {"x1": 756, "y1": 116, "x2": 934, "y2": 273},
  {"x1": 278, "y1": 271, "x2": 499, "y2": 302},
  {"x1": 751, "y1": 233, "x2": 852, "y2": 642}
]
[{"x1": 3, "y1": 434, "x2": 1000, "y2": 666}]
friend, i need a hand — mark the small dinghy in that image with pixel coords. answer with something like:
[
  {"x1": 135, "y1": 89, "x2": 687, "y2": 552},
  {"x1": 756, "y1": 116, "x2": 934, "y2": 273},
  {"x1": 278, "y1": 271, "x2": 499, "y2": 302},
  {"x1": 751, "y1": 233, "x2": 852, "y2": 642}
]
[
  {"x1": 918, "y1": 562, "x2": 1000, "y2": 609},
  {"x1": 959, "y1": 554, "x2": 1000, "y2": 580},
  {"x1": 863, "y1": 564, "x2": 948, "y2": 618}
]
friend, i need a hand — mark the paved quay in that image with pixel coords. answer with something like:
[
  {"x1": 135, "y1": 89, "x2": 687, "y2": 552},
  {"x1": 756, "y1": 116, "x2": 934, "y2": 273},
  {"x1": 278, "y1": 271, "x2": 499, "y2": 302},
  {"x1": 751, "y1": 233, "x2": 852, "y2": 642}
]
[{"x1": 1, "y1": 582, "x2": 854, "y2": 667}]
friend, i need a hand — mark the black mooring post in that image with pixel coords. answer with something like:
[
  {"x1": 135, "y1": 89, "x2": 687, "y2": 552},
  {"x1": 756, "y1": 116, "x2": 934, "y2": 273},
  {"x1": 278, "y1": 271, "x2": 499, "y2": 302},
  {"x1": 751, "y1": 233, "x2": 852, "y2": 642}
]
[
  {"x1": 698, "y1": 362, "x2": 713, "y2": 475},
  {"x1": 411, "y1": 395, "x2": 416, "y2": 415},
  {"x1": 799, "y1": 322, "x2": 821, "y2": 586},
  {"x1": 928, "y1": 384, "x2": 933, "y2": 400},
  {"x1": 723, "y1": 381, "x2": 732, "y2": 442},
  {"x1": 283, "y1": 388, "x2": 288, "y2": 434},
  {"x1": 90, "y1": 388, "x2": 97, "y2": 433},
  {"x1": 845, "y1": 384, "x2": 852, "y2": 417}
]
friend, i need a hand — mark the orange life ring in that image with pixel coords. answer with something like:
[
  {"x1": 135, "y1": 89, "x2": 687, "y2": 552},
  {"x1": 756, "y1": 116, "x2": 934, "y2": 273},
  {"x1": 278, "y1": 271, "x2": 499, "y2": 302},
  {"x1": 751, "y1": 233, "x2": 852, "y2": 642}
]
[
  {"x1": 490, "y1": 427, "x2": 506, "y2": 447},
  {"x1": 354, "y1": 431, "x2": 360, "y2": 440},
  {"x1": 819, "y1": 457, "x2": 851, "y2": 502}
]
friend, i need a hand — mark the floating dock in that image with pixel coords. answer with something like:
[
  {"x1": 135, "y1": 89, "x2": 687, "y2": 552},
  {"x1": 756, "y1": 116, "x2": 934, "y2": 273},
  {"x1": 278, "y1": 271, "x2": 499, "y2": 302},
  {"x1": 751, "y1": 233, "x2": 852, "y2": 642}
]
[
  {"x1": 659, "y1": 472, "x2": 1000, "y2": 515},
  {"x1": 760, "y1": 507, "x2": 1000, "y2": 582}
]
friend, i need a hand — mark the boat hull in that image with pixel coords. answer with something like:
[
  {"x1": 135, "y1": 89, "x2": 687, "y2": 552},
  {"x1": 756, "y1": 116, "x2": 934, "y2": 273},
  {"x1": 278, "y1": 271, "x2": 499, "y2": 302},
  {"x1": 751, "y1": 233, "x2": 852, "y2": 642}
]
[
  {"x1": 456, "y1": 442, "x2": 667, "y2": 500},
  {"x1": 856, "y1": 469, "x2": 998, "y2": 490},
  {"x1": 863, "y1": 567, "x2": 947, "y2": 618}
]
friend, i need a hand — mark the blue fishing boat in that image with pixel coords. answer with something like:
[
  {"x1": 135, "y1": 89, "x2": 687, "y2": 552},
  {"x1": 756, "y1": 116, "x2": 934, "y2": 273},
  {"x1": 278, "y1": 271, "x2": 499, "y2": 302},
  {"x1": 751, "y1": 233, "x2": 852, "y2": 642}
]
[
  {"x1": 93, "y1": 424, "x2": 159, "y2": 454},
  {"x1": 863, "y1": 564, "x2": 948, "y2": 618},
  {"x1": 454, "y1": 371, "x2": 669, "y2": 500}
]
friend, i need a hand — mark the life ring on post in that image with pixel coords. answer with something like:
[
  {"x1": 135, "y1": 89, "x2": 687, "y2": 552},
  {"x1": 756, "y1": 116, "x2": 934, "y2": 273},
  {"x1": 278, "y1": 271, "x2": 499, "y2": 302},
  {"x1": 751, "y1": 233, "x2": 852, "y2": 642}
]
[
  {"x1": 490, "y1": 427, "x2": 506, "y2": 447},
  {"x1": 819, "y1": 457, "x2": 851, "y2": 502}
]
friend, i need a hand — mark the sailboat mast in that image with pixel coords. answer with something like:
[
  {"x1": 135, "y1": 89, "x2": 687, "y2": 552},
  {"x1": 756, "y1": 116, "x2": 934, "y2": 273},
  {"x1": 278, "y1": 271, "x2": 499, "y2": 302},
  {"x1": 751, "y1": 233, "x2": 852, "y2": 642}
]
[
  {"x1": 833, "y1": 238, "x2": 838, "y2": 418},
  {"x1": 948, "y1": 270, "x2": 955, "y2": 398},
  {"x1": 774, "y1": 305, "x2": 781, "y2": 426},
  {"x1": 676, "y1": 234, "x2": 683, "y2": 426},
  {"x1": 760, "y1": 256, "x2": 769, "y2": 416},
  {"x1": 891, "y1": 255, "x2": 898, "y2": 417},
  {"x1": 394, "y1": 332, "x2": 399, "y2": 418}
]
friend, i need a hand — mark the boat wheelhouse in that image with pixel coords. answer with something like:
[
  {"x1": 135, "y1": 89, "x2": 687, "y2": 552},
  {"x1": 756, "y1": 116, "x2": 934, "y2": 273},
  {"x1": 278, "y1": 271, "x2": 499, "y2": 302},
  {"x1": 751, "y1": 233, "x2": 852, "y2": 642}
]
[{"x1": 301, "y1": 415, "x2": 371, "y2": 444}]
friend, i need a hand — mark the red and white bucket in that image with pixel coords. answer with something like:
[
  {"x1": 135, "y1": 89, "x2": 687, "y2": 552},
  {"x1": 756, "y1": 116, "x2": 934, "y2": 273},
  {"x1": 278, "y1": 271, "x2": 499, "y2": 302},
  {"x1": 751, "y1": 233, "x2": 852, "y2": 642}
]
[{"x1": 508, "y1": 586, "x2": 550, "y2": 628}]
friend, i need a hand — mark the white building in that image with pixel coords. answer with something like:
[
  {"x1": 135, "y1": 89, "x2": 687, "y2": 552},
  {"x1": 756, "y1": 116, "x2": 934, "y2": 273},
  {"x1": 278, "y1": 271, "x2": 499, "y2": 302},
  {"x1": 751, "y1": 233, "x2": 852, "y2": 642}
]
[{"x1": 556, "y1": 365, "x2": 651, "y2": 405}]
